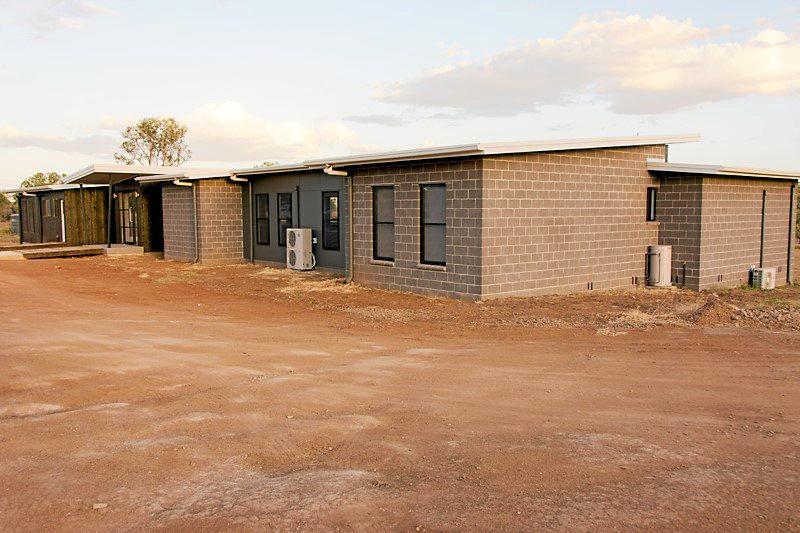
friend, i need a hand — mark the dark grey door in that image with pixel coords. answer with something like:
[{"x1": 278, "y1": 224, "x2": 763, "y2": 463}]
[
  {"x1": 20, "y1": 196, "x2": 41, "y2": 243},
  {"x1": 40, "y1": 194, "x2": 65, "y2": 243}
]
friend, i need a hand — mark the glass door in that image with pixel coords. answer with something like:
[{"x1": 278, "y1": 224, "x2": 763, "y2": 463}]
[{"x1": 117, "y1": 192, "x2": 138, "y2": 245}]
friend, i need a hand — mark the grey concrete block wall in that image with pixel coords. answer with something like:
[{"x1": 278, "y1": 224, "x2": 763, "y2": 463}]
[
  {"x1": 349, "y1": 145, "x2": 665, "y2": 299},
  {"x1": 656, "y1": 177, "x2": 704, "y2": 289},
  {"x1": 480, "y1": 145, "x2": 665, "y2": 298},
  {"x1": 656, "y1": 175, "x2": 794, "y2": 290},
  {"x1": 196, "y1": 179, "x2": 244, "y2": 265},
  {"x1": 162, "y1": 184, "x2": 196, "y2": 262},
  {"x1": 351, "y1": 158, "x2": 484, "y2": 299},
  {"x1": 162, "y1": 178, "x2": 244, "y2": 264},
  {"x1": 699, "y1": 177, "x2": 793, "y2": 289}
]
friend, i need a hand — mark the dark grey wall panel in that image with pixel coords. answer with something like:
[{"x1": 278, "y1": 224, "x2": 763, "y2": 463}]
[{"x1": 245, "y1": 170, "x2": 347, "y2": 271}]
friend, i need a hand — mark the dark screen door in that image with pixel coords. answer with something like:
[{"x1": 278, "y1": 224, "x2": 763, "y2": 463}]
[{"x1": 117, "y1": 192, "x2": 138, "y2": 245}]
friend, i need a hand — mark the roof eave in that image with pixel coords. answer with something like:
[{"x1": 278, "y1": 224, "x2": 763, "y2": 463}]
[
  {"x1": 479, "y1": 134, "x2": 701, "y2": 155},
  {"x1": 647, "y1": 161, "x2": 800, "y2": 180},
  {"x1": 303, "y1": 144, "x2": 483, "y2": 168}
]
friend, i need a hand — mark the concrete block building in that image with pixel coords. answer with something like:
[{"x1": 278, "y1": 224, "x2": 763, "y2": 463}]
[
  {"x1": 5, "y1": 134, "x2": 796, "y2": 300},
  {"x1": 231, "y1": 135, "x2": 797, "y2": 299},
  {"x1": 649, "y1": 163, "x2": 796, "y2": 290},
  {"x1": 137, "y1": 174, "x2": 244, "y2": 264}
]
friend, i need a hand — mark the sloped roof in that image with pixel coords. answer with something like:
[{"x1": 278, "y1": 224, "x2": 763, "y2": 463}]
[
  {"x1": 647, "y1": 161, "x2": 800, "y2": 180},
  {"x1": 232, "y1": 134, "x2": 701, "y2": 176}
]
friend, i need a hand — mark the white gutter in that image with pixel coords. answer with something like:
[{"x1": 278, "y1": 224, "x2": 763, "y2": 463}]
[
  {"x1": 172, "y1": 179, "x2": 193, "y2": 187},
  {"x1": 229, "y1": 175, "x2": 248, "y2": 182},
  {"x1": 323, "y1": 165, "x2": 348, "y2": 177}
]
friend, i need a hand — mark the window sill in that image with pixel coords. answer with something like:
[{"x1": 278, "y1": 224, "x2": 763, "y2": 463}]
[
  {"x1": 370, "y1": 259, "x2": 395, "y2": 267},
  {"x1": 417, "y1": 263, "x2": 446, "y2": 272},
  {"x1": 646, "y1": 220, "x2": 660, "y2": 226}
]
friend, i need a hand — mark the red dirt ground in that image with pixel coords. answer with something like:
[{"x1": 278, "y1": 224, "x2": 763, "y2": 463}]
[{"x1": 1, "y1": 256, "x2": 799, "y2": 531}]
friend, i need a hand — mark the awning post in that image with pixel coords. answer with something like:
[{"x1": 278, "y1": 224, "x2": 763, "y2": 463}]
[{"x1": 107, "y1": 181, "x2": 113, "y2": 248}]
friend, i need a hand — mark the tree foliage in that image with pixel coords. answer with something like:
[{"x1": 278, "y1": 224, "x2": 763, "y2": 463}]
[
  {"x1": 114, "y1": 117, "x2": 191, "y2": 166},
  {"x1": 20, "y1": 171, "x2": 64, "y2": 189},
  {"x1": 0, "y1": 194, "x2": 16, "y2": 221}
]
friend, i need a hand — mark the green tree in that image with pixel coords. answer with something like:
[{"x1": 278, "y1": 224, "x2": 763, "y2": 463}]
[
  {"x1": 20, "y1": 171, "x2": 64, "y2": 189},
  {"x1": 114, "y1": 117, "x2": 191, "y2": 166},
  {"x1": 0, "y1": 194, "x2": 16, "y2": 221}
]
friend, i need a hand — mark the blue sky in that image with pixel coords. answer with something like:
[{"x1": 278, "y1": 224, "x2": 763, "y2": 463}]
[{"x1": 0, "y1": 0, "x2": 798, "y2": 187}]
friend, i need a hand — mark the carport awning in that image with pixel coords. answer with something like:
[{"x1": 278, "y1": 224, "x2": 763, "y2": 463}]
[
  {"x1": 1, "y1": 183, "x2": 108, "y2": 194},
  {"x1": 65, "y1": 164, "x2": 178, "y2": 185},
  {"x1": 65, "y1": 164, "x2": 231, "y2": 185}
]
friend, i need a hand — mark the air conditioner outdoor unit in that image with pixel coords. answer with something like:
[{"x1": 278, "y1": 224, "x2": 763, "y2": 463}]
[
  {"x1": 286, "y1": 228, "x2": 315, "y2": 271},
  {"x1": 751, "y1": 267, "x2": 776, "y2": 290}
]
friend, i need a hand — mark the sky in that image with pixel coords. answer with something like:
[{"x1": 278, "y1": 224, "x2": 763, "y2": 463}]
[{"x1": 0, "y1": 0, "x2": 798, "y2": 188}]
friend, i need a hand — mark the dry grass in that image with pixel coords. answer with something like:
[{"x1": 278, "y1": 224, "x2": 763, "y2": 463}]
[
  {"x1": 0, "y1": 220, "x2": 18, "y2": 246},
  {"x1": 251, "y1": 267, "x2": 356, "y2": 294}
]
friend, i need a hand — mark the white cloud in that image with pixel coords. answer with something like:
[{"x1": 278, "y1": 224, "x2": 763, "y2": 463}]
[
  {"x1": 97, "y1": 114, "x2": 134, "y2": 131},
  {"x1": 343, "y1": 114, "x2": 408, "y2": 127},
  {"x1": 1, "y1": 0, "x2": 118, "y2": 35},
  {"x1": 2, "y1": 102, "x2": 369, "y2": 165},
  {"x1": 185, "y1": 101, "x2": 369, "y2": 162},
  {"x1": 378, "y1": 14, "x2": 800, "y2": 115},
  {"x1": 0, "y1": 124, "x2": 116, "y2": 154},
  {"x1": 438, "y1": 42, "x2": 471, "y2": 59}
]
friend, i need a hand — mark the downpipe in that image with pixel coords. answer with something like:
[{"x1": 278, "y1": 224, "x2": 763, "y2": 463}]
[{"x1": 325, "y1": 165, "x2": 353, "y2": 284}]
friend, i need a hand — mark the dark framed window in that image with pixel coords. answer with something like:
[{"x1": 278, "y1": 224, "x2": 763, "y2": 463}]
[
  {"x1": 322, "y1": 191, "x2": 340, "y2": 250},
  {"x1": 255, "y1": 194, "x2": 269, "y2": 245},
  {"x1": 42, "y1": 197, "x2": 53, "y2": 217},
  {"x1": 420, "y1": 183, "x2": 446, "y2": 266},
  {"x1": 372, "y1": 186, "x2": 395, "y2": 261},
  {"x1": 277, "y1": 192, "x2": 293, "y2": 246},
  {"x1": 646, "y1": 187, "x2": 657, "y2": 221}
]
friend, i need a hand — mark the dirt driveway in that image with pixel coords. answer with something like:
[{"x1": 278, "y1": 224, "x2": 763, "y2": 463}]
[{"x1": 1, "y1": 257, "x2": 798, "y2": 531}]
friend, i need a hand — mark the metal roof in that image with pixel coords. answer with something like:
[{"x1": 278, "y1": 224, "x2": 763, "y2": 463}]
[
  {"x1": 232, "y1": 134, "x2": 700, "y2": 176},
  {"x1": 63, "y1": 164, "x2": 229, "y2": 185},
  {"x1": 647, "y1": 161, "x2": 800, "y2": 180},
  {"x1": 1, "y1": 183, "x2": 107, "y2": 194}
]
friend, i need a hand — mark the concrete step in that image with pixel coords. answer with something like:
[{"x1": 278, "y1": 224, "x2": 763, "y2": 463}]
[
  {"x1": 106, "y1": 245, "x2": 144, "y2": 256},
  {"x1": 0, "y1": 242, "x2": 68, "y2": 252},
  {"x1": 22, "y1": 246, "x2": 106, "y2": 259}
]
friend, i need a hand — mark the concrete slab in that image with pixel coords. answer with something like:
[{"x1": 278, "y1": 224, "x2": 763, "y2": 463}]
[
  {"x1": 0, "y1": 251, "x2": 24, "y2": 261},
  {"x1": 105, "y1": 245, "x2": 144, "y2": 256}
]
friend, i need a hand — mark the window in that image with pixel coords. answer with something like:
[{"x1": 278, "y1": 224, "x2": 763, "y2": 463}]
[
  {"x1": 277, "y1": 193, "x2": 292, "y2": 246},
  {"x1": 255, "y1": 194, "x2": 269, "y2": 245},
  {"x1": 42, "y1": 197, "x2": 54, "y2": 217},
  {"x1": 420, "y1": 184, "x2": 446, "y2": 265},
  {"x1": 646, "y1": 187, "x2": 657, "y2": 221},
  {"x1": 322, "y1": 191, "x2": 340, "y2": 250},
  {"x1": 372, "y1": 186, "x2": 395, "y2": 261}
]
